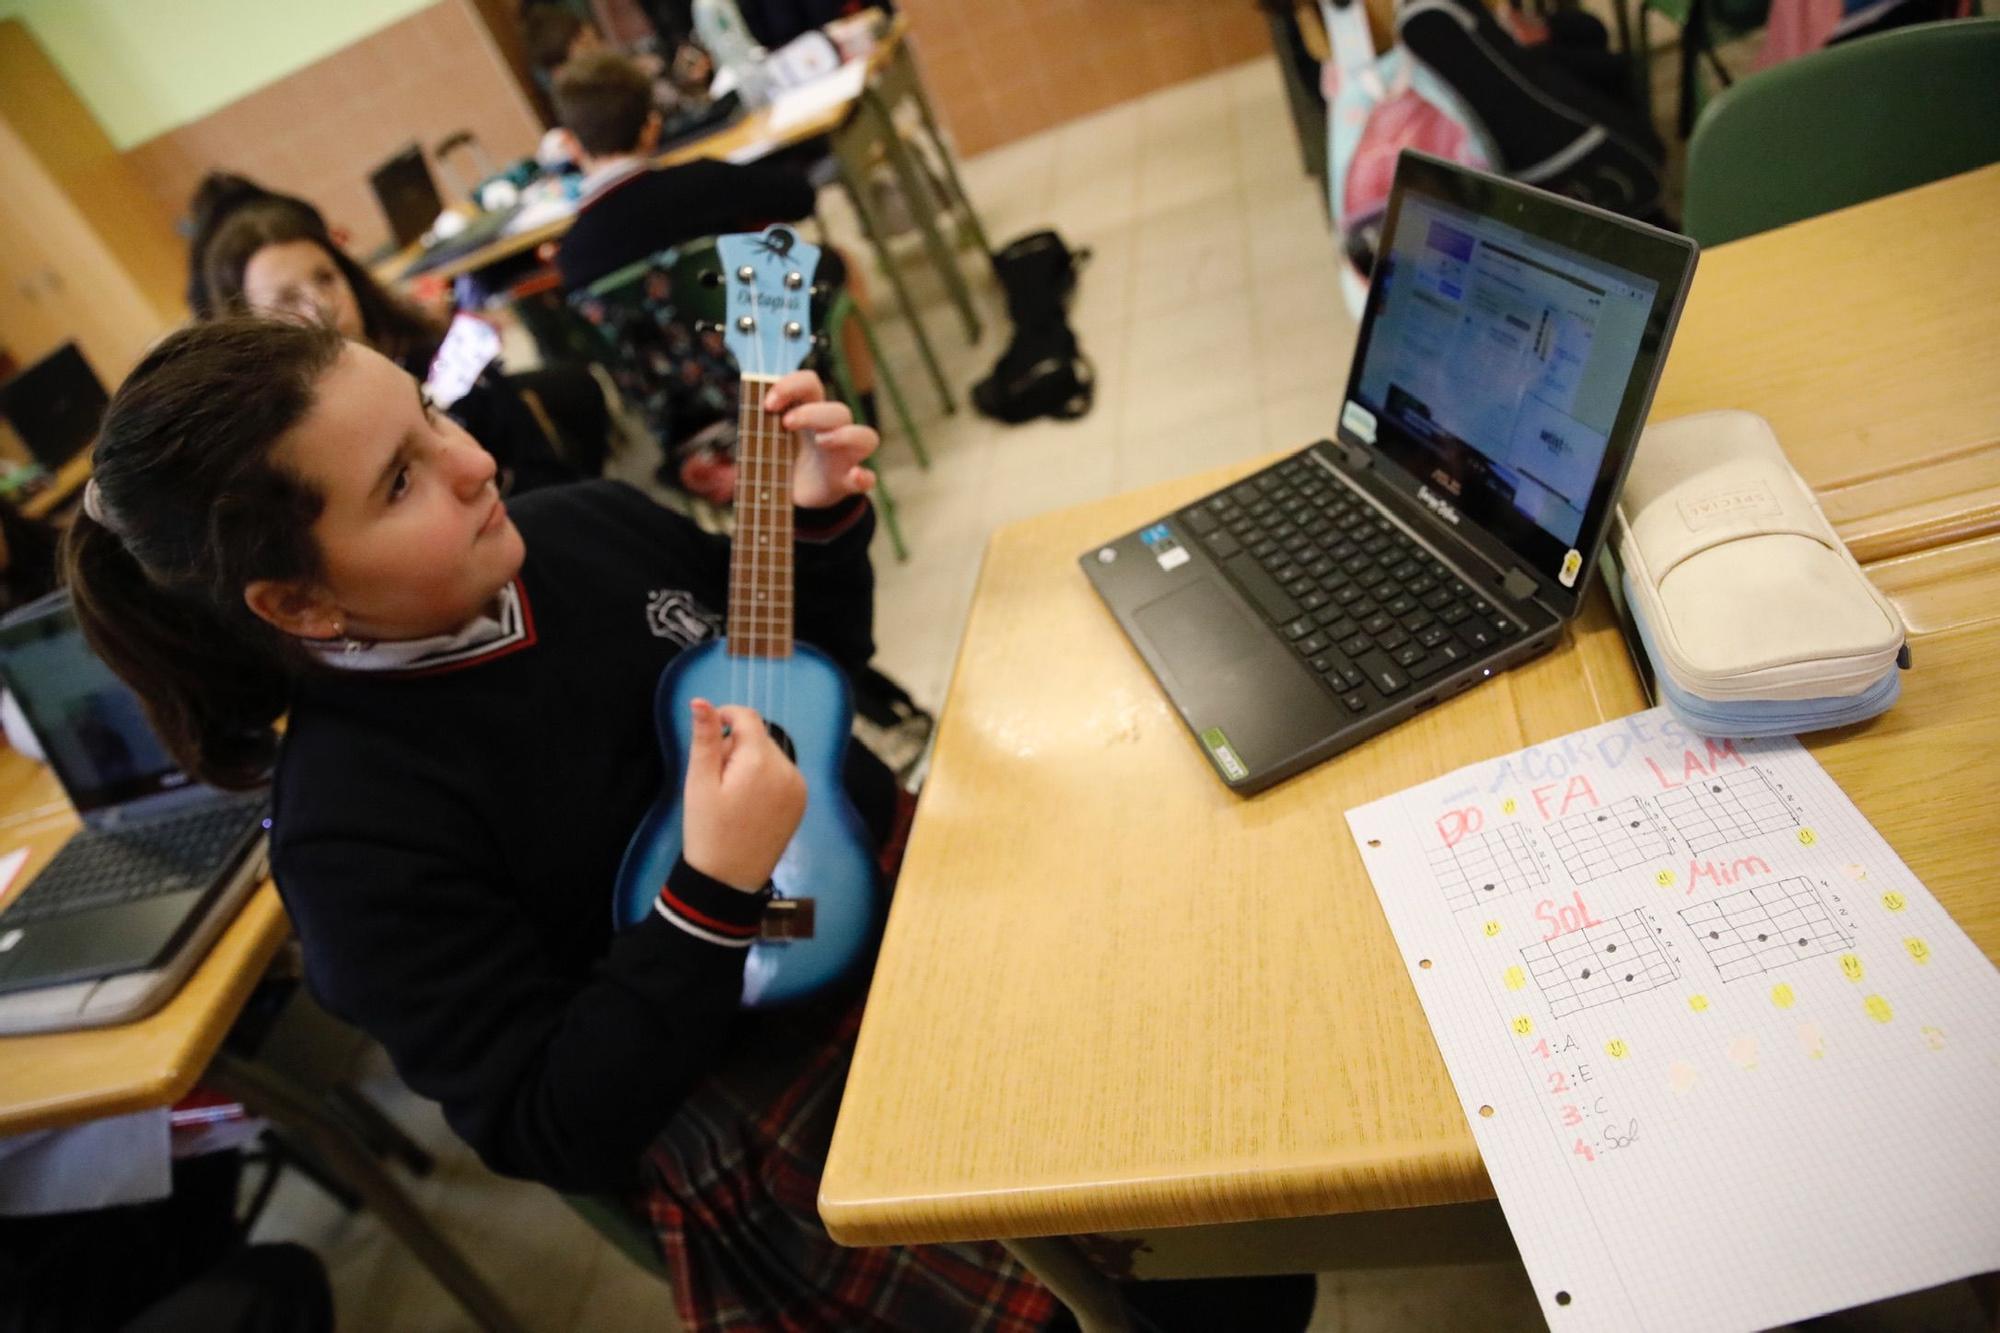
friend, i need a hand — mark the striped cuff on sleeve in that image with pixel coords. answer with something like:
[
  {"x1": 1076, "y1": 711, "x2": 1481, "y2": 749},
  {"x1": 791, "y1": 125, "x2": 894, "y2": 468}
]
[
  {"x1": 655, "y1": 858, "x2": 772, "y2": 948},
  {"x1": 794, "y1": 494, "x2": 870, "y2": 544}
]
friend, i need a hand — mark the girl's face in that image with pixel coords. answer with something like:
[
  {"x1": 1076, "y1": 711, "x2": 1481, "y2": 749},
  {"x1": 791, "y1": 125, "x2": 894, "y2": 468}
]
[
  {"x1": 254, "y1": 342, "x2": 524, "y2": 642},
  {"x1": 241, "y1": 239, "x2": 365, "y2": 341}
]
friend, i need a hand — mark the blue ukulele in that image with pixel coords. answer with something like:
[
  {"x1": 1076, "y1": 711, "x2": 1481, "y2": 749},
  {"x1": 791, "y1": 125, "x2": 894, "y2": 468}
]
[{"x1": 613, "y1": 226, "x2": 883, "y2": 1007}]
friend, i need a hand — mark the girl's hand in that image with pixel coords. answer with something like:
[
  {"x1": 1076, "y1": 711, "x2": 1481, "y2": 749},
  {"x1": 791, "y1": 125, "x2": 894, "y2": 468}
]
[
  {"x1": 681, "y1": 699, "x2": 806, "y2": 892},
  {"x1": 762, "y1": 371, "x2": 878, "y2": 509}
]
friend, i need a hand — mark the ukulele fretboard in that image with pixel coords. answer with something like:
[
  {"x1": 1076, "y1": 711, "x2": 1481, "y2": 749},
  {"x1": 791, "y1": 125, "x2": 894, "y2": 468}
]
[{"x1": 728, "y1": 374, "x2": 794, "y2": 659}]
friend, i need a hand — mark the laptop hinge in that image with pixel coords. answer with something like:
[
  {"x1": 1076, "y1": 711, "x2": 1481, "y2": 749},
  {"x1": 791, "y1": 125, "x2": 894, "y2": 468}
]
[
  {"x1": 1338, "y1": 438, "x2": 1373, "y2": 471},
  {"x1": 1500, "y1": 567, "x2": 1539, "y2": 602}
]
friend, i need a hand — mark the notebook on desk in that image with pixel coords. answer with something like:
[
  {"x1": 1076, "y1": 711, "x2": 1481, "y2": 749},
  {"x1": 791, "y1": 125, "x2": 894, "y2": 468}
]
[
  {"x1": 0, "y1": 593, "x2": 269, "y2": 1034},
  {"x1": 1082, "y1": 152, "x2": 1698, "y2": 794}
]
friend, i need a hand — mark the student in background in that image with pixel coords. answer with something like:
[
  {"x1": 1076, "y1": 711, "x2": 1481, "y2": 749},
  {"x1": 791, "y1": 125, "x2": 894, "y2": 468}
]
[
  {"x1": 194, "y1": 191, "x2": 608, "y2": 491},
  {"x1": 550, "y1": 53, "x2": 878, "y2": 446},
  {"x1": 521, "y1": 3, "x2": 711, "y2": 113},
  {"x1": 181, "y1": 172, "x2": 328, "y2": 318}
]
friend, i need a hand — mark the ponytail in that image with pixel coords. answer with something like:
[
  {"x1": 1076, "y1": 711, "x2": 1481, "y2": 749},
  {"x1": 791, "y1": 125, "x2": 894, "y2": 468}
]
[{"x1": 61, "y1": 318, "x2": 343, "y2": 789}]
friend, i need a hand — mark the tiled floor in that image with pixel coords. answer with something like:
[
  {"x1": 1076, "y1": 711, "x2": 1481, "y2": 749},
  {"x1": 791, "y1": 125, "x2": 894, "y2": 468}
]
[{"x1": 248, "y1": 52, "x2": 1985, "y2": 1333}]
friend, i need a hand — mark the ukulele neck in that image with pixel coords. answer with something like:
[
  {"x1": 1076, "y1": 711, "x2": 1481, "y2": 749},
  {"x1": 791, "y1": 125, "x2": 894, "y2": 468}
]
[{"x1": 727, "y1": 374, "x2": 794, "y2": 660}]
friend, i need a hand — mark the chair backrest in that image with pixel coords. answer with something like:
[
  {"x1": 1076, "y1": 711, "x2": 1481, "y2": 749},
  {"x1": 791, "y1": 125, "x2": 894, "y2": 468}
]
[
  {"x1": 568, "y1": 240, "x2": 738, "y2": 455},
  {"x1": 1684, "y1": 17, "x2": 2000, "y2": 247}
]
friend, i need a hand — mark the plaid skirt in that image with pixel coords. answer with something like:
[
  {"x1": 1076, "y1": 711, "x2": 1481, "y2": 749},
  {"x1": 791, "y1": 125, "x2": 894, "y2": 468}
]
[
  {"x1": 633, "y1": 997, "x2": 1060, "y2": 1332},
  {"x1": 632, "y1": 790, "x2": 1059, "y2": 1331}
]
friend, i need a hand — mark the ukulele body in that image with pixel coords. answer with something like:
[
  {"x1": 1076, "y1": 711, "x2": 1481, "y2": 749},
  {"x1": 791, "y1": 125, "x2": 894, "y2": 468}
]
[{"x1": 613, "y1": 639, "x2": 882, "y2": 1007}]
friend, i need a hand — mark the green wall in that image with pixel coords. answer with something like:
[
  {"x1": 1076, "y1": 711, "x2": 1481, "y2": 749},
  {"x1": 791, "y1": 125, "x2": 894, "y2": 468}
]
[{"x1": 0, "y1": 0, "x2": 437, "y2": 149}]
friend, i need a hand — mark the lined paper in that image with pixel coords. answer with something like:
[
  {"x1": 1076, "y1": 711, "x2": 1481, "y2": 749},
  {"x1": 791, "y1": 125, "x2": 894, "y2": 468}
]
[{"x1": 1346, "y1": 707, "x2": 2000, "y2": 1330}]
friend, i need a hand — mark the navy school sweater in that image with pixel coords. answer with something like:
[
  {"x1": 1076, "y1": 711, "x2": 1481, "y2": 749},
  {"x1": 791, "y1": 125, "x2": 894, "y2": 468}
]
[
  {"x1": 270, "y1": 480, "x2": 890, "y2": 1192},
  {"x1": 554, "y1": 159, "x2": 818, "y2": 294}
]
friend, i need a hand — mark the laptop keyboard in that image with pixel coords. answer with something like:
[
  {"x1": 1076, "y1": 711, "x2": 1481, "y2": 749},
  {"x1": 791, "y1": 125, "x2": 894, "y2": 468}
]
[
  {"x1": 0, "y1": 797, "x2": 267, "y2": 927},
  {"x1": 1179, "y1": 453, "x2": 1525, "y2": 711}
]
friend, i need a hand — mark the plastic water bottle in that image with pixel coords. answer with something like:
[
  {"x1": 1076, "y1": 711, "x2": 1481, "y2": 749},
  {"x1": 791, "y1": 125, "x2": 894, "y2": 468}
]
[{"x1": 692, "y1": 0, "x2": 769, "y2": 107}]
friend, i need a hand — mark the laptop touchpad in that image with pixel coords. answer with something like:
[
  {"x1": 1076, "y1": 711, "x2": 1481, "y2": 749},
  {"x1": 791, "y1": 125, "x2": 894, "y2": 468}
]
[{"x1": 1133, "y1": 579, "x2": 1265, "y2": 688}]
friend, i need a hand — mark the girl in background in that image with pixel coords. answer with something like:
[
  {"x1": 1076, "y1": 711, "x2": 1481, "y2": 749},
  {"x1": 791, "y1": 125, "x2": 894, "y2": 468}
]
[{"x1": 190, "y1": 181, "x2": 607, "y2": 491}]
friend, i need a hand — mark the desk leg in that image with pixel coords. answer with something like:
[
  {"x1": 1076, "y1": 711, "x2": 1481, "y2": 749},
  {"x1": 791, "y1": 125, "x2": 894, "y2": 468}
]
[
  {"x1": 831, "y1": 113, "x2": 957, "y2": 416},
  {"x1": 1001, "y1": 1236, "x2": 1133, "y2": 1333},
  {"x1": 206, "y1": 1051, "x2": 530, "y2": 1333}
]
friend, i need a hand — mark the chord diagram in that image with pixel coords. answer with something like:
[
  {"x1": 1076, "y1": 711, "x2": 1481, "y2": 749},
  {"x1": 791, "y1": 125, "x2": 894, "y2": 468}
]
[
  {"x1": 1547, "y1": 797, "x2": 1670, "y2": 882},
  {"x1": 1657, "y1": 767, "x2": 1796, "y2": 853},
  {"x1": 1522, "y1": 909, "x2": 1679, "y2": 1017},
  {"x1": 1681, "y1": 878, "x2": 1852, "y2": 982},
  {"x1": 1427, "y1": 826, "x2": 1546, "y2": 912}
]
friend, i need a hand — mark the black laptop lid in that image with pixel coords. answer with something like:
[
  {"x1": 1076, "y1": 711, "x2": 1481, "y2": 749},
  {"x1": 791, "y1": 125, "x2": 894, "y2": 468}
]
[
  {"x1": 369, "y1": 144, "x2": 443, "y2": 250},
  {"x1": 1337, "y1": 152, "x2": 1697, "y2": 617},
  {"x1": 0, "y1": 594, "x2": 185, "y2": 815},
  {"x1": 0, "y1": 344, "x2": 108, "y2": 471}
]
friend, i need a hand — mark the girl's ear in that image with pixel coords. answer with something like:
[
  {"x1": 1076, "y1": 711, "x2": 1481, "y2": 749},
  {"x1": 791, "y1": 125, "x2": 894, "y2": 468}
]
[{"x1": 243, "y1": 578, "x2": 342, "y2": 640}]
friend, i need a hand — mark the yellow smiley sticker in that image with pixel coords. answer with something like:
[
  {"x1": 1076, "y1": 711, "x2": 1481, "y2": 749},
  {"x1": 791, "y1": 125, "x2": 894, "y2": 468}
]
[
  {"x1": 1512, "y1": 1016, "x2": 1534, "y2": 1036},
  {"x1": 1881, "y1": 892, "x2": 1907, "y2": 912},
  {"x1": 1605, "y1": 1039, "x2": 1629, "y2": 1059},
  {"x1": 1655, "y1": 869, "x2": 1676, "y2": 889},
  {"x1": 1504, "y1": 965, "x2": 1527, "y2": 990},
  {"x1": 1501, "y1": 797, "x2": 1517, "y2": 815},
  {"x1": 1840, "y1": 954, "x2": 1864, "y2": 982},
  {"x1": 1484, "y1": 920, "x2": 1503, "y2": 938},
  {"x1": 1798, "y1": 828, "x2": 1817, "y2": 846},
  {"x1": 1689, "y1": 994, "x2": 1710, "y2": 1013},
  {"x1": 1904, "y1": 937, "x2": 1931, "y2": 965},
  {"x1": 1864, "y1": 995, "x2": 1893, "y2": 1024},
  {"x1": 1771, "y1": 984, "x2": 1796, "y2": 1009}
]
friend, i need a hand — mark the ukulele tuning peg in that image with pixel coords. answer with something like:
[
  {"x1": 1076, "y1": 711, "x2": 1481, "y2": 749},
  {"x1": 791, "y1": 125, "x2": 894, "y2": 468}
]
[
  {"x1": 810, "y1": 282, "x2": 832, "y2": 300},
  {"x1": 812, "y1": 334, "x2": 831, "y2": 352}
]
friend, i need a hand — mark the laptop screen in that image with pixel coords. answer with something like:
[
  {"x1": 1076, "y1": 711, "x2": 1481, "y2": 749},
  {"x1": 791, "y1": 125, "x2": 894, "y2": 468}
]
[
  {"x1": 0, "y1": 343, "x2": 108, "y2": 471},
  {"x1": 0, "y1": 595, "x2": 185, "y2": 814},
  {"x1": 1340, "y1": 153, "x2": 1697, "y2": 611}
]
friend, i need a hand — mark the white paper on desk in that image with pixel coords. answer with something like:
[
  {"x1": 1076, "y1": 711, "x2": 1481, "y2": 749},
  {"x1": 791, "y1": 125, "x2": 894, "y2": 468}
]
[
  {"x1": 1345, "y1": 707, "x2": 2000, "y2": 1332},
  {"x1": 0, "y1": 1109, "x2": 171, "y2": 1216},
  {"x1": 765, "y1": 60, "x2": 866, "y2": 134}
]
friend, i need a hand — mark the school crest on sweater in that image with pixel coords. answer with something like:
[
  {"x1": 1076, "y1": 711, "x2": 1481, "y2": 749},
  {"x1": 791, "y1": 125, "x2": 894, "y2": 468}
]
[{"x1": 645, "y1": 589, "x2": 721, "y2": 647}]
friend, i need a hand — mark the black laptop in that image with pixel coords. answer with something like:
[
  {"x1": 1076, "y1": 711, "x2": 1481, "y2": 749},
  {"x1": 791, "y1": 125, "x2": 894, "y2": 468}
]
[
  {"x1": 0, "y1": 593, "x2": 268, "y2": 1031},
  {"x1": 1082, "y1": 152, "x2": 1698, "y2": 794}
]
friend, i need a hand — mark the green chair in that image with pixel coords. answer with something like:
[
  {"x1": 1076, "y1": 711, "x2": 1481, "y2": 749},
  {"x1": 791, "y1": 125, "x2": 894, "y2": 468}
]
[
  {"x1": 570, "y1": 241, "x2": 915, "y2": 561},
  {"x1": 1683, "y1": 17, "x2": 2000, "y2": 247}
]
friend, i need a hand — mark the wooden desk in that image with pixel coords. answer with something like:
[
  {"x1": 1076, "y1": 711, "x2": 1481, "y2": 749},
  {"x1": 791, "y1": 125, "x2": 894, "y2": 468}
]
[
  {"x1": 379, "y1": 16, "x2": 906, "y2": 288},
  {"x1": 819, "y1": 476, "x2": 2000, "y2": 1292},
  {"x1": 0, "y1": 748, "x2": 528, "y2": 1332},
  {"x1": 0, "y1": 750, "x2": 290, "y2": 1135},
  {"x1": 1650, "y1": 164, "x2": 2000, "y2": 564},
  {"x1": 821, "y1": 175, "x2": 2000, "y2": 1256}
]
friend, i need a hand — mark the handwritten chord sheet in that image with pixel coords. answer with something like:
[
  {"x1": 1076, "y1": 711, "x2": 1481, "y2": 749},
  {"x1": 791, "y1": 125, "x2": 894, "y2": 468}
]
[
  {"x1": 1523, "y1": 908, "x2": 1679, "y2": 1016},
  {"x1": 1547, "y1": 795, "x2": 1670, "y2": 881},
  {"x1": 1345, "y1": 708, "x2": 2000, "y2": 1332},
  {"x1": 1682, "y1": 880, "x2": 1852, "y2": 982},
  {"x1": 1657, "y1": 765, "x2": 1796, "y2": 852},
  {"x1": 1427, "y1": 824, "x2": 1546, "y2": 911}
]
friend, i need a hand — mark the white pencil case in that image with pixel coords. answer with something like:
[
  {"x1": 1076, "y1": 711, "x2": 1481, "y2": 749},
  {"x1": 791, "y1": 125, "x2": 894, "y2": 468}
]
[{"x1": 1611, "y1": 410, "x2": 1905, "y2": 703}]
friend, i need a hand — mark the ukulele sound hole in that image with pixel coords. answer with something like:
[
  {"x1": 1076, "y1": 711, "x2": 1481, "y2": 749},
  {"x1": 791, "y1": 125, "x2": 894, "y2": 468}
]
[{"x1": 766, "y1": 722, "x2": 797, "y2": 764}]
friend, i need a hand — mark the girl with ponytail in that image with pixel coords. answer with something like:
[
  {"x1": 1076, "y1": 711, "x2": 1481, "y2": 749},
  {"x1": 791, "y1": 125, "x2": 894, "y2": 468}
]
[{"x1": 63, "y1": 316, "x2": 1087, "y2": 1331}]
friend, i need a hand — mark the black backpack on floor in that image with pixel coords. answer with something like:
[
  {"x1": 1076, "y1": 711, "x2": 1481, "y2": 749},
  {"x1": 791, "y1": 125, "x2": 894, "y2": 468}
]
[{"x1": 972, "y1": 230, "x2": 1096, "y2": 425}]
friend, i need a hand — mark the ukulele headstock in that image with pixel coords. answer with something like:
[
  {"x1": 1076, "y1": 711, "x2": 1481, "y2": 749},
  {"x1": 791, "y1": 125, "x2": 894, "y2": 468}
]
[{"x1": 715, "y1": 226, "x2": 822, "y2": 379}]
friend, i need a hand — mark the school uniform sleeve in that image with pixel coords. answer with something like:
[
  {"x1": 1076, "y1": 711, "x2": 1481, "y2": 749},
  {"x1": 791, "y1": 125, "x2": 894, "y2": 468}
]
[{"x1": 274, "y1": 748, "x2": 765, "y2": 1194}]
